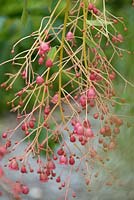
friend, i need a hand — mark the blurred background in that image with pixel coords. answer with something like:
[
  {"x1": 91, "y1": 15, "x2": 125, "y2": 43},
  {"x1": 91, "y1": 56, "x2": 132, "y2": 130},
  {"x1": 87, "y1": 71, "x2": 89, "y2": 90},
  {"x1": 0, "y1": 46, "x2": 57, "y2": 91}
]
[{"x1": 0, "y1": 0, "x2": 134, "y2": 199}]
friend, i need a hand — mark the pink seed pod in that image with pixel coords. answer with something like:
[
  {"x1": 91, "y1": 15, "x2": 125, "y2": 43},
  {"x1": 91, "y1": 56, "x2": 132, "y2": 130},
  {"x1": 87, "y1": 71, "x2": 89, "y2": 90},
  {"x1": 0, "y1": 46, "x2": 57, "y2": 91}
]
[
  {"x1": 40, "y1": 173, "x2": 49, "y2": 182},
  {"x1": 45, "y1": 169, "x2": 50, "y2": 176},
  {"x1": 51, "y1": 93, "x2": 59, "y2": 104},
  {"x1": 69, "y1": 157, "x2": 75, "y2": 165},
  {"x1": 29, "y1": 120, "x2": 34, "y2": 129},
  {"x1": 57, "y1": 148, "x2": 64, "y2": 156},
  {"x1": 93, "y1": 113, "x2": 99, "y2": 119},
  {"x1": 36, "y1": 76, "x2": 44, "y2": 85},
  {"x1": 77, "y1": 125, "x2": 84, "y2": 135},
  {"x1": 44, "y1": 105, "x2": 50, "y2": 115},
  {"x1": 70, "y1": 135, "x2": 76, "y2": 143},
  {"x1": 21, "y1": 123, "x2": 28, "y2": 131},
  {"x1": 38, "y1": 56, "x2": 44, "y2": 65},
  {"x1": 56, "y1": 176, "x2": 61, "y2": 183},
  {"x1": 51, "y1": 172, "x2": 56, "y2": 177},
  {"x1": 87, "y1": 87, "x2": 96, "y2": 99},
  {"x1": 93, "y1": 7, "x2": 99, "y2": 15},
  {"x1": 109, "y1": 71, "x2": 116, "y2": 80},
  {"x1": 79, "y1": 136, "x2": 83, "y2": 142},
  {"x1": 72, "y1": 191, "x2": 76, "y2": 198},
  {"x1": 89, "y1": 72, "x2": 96, "y2": 81},
  {"x1": 71, "y1": 118, "x2": 77, "y2": 126},
  {"x1": 17, "y1": 90, "x2": 24, "y2": 97},
  {"x1": 45, "y1": 58, "x2": 53, "y2": 68},
  {"x1": 21, "y1": 165, "x2": 27, "y2": 173},
  {"x1": 59, "y1": 155, "x2": 68, "y2": 165},
  {"x1": 21, "y1": 70, "x2": 27, "y2": 79},
  {"x1": 66, "y1": 31, "x2": 74, "y2": 42},
  {"x1": 100, "y1": 127, "x2": 106, "y2": 135},
  {"x1": 9, "y1": 159, "x2": 19, "y2": 171},
  {"x1": 2, "y1": 132, "x2": 7, "y2": 139},
  {"x1": 83, "y1": 119, "x2": 91, "y2": 128},
  {"x1": 53, "y1": 155, "x2": 58, "y2": 160},
  {"x1": 73, "y1": 122, "x2": 81, "y2": 134},
  {"x1": 79, "y1": 94, "x2": 87, "y2": 107},
  {"x1": 21, "y1": 185, "x2": 29, "y2": 194},
  {"x1": 88, "y1": 3, "x2": 94, "y2": 10},
  {"x1": 38, "y1": 49, "x2": 45, "y2": 56},
  {"x1": 61, "y1": 182, "x2": 65, "y2": 187},
  {"x1": 0, "y1": 146, "x2": 7, "y2": 159},
  {"x1": 84, "y1": 128, "x2": 94, "y2": 138},
  {"x1": 5, "y1": 140, "x2": 11, "y2": 148},
  {"x1": 0, "y1": 167, "x2": 4, "y2": 178},
  {"x1": 47, "y1": 160, "x2": 56, "y2": 170},
  {"x1": 74, "y1": 123, "x2": 84, "y2": 135},
  {"x1": 0, "y1": 82, "x2": 7, "y2": 88},
  {"x1": 112, "y1": 36, "x2": 118, "y2": 43},
  {"x1": 117, "y1": 33, "x2": 123, "y2": 43}
]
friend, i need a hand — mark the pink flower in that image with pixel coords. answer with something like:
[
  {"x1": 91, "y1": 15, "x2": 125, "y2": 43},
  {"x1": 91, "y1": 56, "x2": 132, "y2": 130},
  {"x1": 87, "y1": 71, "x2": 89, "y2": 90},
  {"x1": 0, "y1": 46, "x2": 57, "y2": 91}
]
[
  {"x1": 38, "y1": 41, "x2": 50, "y2": 56},
  {"x1": 40, "y1": 42, "x2": 50, "y2": 53}
]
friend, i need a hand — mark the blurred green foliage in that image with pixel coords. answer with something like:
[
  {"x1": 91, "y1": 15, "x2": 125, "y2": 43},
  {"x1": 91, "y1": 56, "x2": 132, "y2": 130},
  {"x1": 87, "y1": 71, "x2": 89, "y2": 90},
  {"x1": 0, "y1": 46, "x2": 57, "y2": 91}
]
[
  {"x1": 0, "y1": 0, "x2": 134, "y2": 113},
  {"x1": 0, "y1": 0, "x2": 56, "y2": 112}
]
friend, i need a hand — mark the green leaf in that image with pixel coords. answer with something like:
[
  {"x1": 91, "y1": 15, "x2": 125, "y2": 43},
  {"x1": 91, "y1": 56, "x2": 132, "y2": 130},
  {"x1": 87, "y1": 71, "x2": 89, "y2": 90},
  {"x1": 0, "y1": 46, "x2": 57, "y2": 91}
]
[
  {"x1": 21, "y1": 0, "x2": 28, "y2": 25},
  {"x1": 86, "y1": 19, "x2": 112, "y2": 27},
  {"x1": 85, "y1": 38, "x2": 105, "y2": 57},
  {"x1": 47, "y1": 46, "x2": 57, "y2": 61},
  {"x1": 85, "y1": 38, "x2": 96, "y2": 48},
  {"x1": 51, "y1": 0, "x2": 59, "y2": 12}
]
